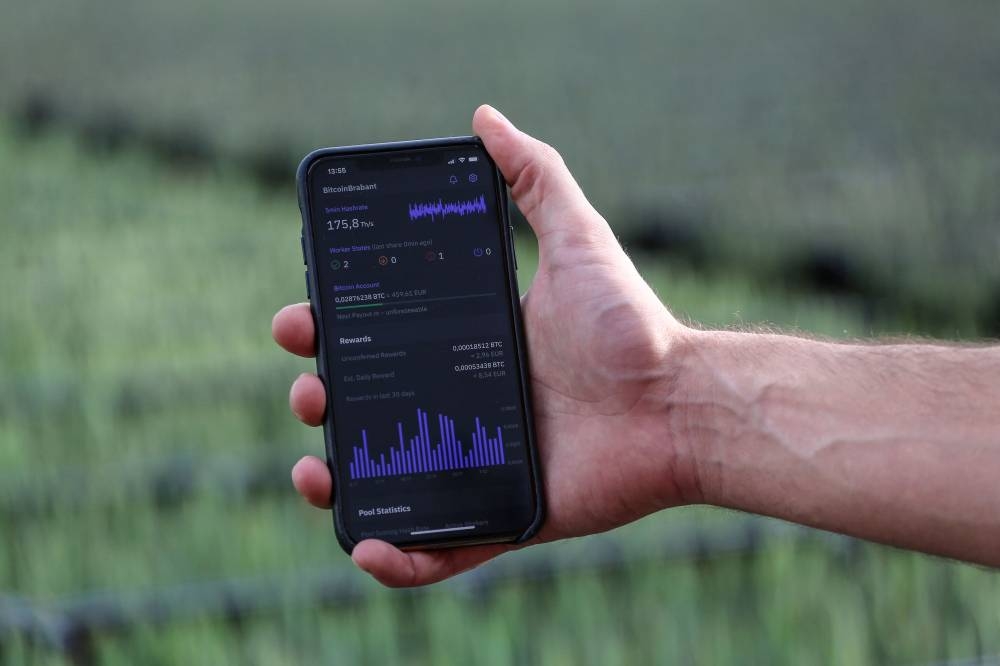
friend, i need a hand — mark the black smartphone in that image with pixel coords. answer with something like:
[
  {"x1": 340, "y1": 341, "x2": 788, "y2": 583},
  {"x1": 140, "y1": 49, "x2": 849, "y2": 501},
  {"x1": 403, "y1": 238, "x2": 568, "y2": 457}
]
[{"x1": 295, "y1": 137, "x2": 544, "y2": 552}]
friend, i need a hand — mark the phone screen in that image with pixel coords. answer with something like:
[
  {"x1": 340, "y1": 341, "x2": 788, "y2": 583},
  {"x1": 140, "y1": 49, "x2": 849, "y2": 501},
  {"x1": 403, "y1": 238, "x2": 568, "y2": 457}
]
[{"x1": 304, "y1": 142, "x2": 539, "y2": 547}]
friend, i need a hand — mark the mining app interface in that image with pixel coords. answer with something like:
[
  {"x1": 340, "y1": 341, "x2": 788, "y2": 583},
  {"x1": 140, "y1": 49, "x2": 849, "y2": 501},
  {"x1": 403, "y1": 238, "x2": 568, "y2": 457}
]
[{"x1": 307, "y1": 145, "x2": 536, "y2": 545}]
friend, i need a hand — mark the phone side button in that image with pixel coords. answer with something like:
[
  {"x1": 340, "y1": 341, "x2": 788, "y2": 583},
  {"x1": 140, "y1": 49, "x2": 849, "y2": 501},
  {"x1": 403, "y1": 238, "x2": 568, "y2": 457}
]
[
  {"x1": 509, "y1": 225, "x2": 518, "y2": 271},
  {"x1": 304, "y1": 270, "x2": 311, "y2": 300},
  {"x1": 300, "y1": 234, "x2": 307, "y2": 265}
]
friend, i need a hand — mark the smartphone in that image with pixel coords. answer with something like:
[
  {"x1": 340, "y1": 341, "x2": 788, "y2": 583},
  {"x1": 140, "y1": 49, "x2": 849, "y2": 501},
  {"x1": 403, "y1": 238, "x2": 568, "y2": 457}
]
[{"x1": 295, "y1": 137, "x2": 544, "y2": 552}]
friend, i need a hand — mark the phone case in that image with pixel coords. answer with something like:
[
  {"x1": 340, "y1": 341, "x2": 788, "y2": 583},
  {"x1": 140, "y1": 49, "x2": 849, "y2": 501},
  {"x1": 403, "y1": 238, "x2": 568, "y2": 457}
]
[{"x1": 295, "y1": 136, "x2": 545, "y2": 553}]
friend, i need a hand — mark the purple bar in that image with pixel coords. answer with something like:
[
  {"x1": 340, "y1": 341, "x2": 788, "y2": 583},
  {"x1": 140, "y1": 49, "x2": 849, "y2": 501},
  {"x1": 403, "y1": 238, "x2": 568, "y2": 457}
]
[
  {"x1": 444, "y1": 416, "x2": 458, "y2": 469},
  {"x1": 497, "y1": 426, "x2": 504, "y2": 464},
  {"x1": 473, "y1": 431, "x2": 480, "y2": 467},
  {"x1": 396, "y1": 423, "x2": 405, "y2": 473},
  {"x1": 350, "y1": 460, "x2": 355, "y2": 479},
  {"x1": 392, "y1": 449, "x2": 398, "y2": 475},
  {"x1": 379, "y1": 453, "x2": 386, "y2": 476},
  {"x1": 442, "y1": 416, "x2": 451, "y2": 470},
  {"x1": 423, "y1": 410, "x2": 432, "y2": 469},
  {"x1": 417, "y1": 409, "x2": 426, "y2": 471},
  {"x1": 449, "y1": 419, "x2": 458, "y2": 469},
  {"x1": 413, "y1": 411, "x2": 421, "y2": 472},
  {"x1": 426, "y1": 413, "x2": 434, "y2": 469},
  {"x1": 444, "y1": 417, "x2": 461, "y2": 469},
  {"x1": 437, "y1": 414, "x2": 445, "y2": 469},
  {"x1": 419, "y1": 431, "x2": 426, "y2": 472},
  {"x1": 450, "y1": 424, "x2": 457, "y2": 470},
  {"x1": 479, "y1": 420, "x2": 487, "y2": 465},
  {"x1": 476, "y1": 418, "x2": 484, "y2": 467},
  {"x1": 363, "y1": 431, "x2": 371, "y2": 478},
  {"x1": 416, "y1": 416, "x2": 424, "y2": 472}
]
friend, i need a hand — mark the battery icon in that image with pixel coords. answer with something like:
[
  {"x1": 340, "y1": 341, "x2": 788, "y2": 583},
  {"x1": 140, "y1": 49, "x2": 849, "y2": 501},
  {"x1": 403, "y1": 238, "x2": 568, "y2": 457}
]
[{"x1": 468, "y1": 156, "x2": 479, "y2": 162}]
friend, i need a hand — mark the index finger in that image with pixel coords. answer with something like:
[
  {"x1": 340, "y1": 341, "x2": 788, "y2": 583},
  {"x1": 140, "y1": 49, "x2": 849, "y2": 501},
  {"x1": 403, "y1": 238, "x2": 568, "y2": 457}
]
[{"x1": 272, "y1": 303, "x2": 316, "y2": 357}]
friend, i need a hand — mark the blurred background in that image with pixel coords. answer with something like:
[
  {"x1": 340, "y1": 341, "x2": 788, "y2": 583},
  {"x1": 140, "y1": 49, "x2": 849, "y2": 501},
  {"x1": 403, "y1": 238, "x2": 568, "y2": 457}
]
[{"x1": 1, "y1": 0, "x2": 999, "y2": 663}]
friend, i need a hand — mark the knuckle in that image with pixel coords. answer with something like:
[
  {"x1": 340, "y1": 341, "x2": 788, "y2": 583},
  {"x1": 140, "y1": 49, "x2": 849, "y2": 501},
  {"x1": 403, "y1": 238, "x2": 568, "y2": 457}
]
[
  {"x1": 511, "y1": 142, "x2": 565, "y2": 218},
  {"x1": 537, "y1": 141, "x2": 564, "y2": 167}
]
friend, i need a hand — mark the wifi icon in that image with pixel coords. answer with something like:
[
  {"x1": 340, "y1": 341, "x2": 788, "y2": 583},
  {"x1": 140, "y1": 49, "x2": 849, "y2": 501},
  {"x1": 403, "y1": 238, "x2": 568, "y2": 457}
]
[{"x1": 458, "y1": 157, "x2": 466, "y2": 163}]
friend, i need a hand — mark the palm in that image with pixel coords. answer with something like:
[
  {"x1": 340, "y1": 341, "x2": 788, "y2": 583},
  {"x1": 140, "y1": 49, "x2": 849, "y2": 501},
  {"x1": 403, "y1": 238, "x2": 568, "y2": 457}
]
[{"x1": 520, "y1": 222, "x2": 682, "y2": 542}]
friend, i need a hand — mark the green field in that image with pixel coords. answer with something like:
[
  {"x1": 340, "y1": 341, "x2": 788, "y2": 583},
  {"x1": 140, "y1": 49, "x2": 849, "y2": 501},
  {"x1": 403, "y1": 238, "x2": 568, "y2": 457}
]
[
  {"x1": 3, "y1": 0, "x2": 1000, "y2": 662},
  {"x1": 2, "y1": 122, "x2": 999, "y2": 663},
  {"x1": 3, "y1": 0, "x2": 1000, "y2": 336}
]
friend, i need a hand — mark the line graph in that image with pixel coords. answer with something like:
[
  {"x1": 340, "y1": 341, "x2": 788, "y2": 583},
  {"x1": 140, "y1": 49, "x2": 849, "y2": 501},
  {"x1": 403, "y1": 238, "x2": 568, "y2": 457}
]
[{"x1": 408, "y1": 195, "x2": 487, "y2": 222}]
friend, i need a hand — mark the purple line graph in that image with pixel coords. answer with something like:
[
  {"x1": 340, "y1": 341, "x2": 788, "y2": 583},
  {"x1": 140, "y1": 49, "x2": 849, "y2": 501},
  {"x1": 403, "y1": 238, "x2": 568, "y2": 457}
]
[
  {"x1": 408, "y1": 195, "x2": 487, "y2": 222},
  {"x1": 348, "y1": 408, "x2": 506, "y2": 479}
]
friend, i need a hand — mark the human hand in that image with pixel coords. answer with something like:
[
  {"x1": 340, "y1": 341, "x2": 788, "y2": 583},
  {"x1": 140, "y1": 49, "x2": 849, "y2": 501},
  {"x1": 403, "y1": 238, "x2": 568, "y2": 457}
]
[{"x1": 272, "y1": 105, "x2": 701, "y2": 586}]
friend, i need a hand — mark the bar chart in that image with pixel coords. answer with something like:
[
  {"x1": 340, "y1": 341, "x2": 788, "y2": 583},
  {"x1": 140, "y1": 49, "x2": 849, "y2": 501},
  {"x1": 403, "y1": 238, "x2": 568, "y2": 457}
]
[{"x1": 348, "y1": 408, "x2": 506, "y2": 480}]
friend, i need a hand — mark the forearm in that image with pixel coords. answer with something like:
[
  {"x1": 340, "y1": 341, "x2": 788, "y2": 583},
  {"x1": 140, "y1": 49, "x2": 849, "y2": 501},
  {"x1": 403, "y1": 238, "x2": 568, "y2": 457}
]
[{"x1": 668, "y1": 329, "x2": 1000, "y2": 565}]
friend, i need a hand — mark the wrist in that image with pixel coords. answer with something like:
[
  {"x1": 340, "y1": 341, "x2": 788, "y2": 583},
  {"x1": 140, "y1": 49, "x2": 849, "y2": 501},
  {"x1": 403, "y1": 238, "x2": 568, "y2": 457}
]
[
  {"x1": 642, "y1": 324, "x2": 729, "y2": 508},
  {"x1": 665, "y1": 328, "x2": 847, "y2": 514},
  {"x1": 652, "y1": 326, "x2": 756, "y2": 509}
]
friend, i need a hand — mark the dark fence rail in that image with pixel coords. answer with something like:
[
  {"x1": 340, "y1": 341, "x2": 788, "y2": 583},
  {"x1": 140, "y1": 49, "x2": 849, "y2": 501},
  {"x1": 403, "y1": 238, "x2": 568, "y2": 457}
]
[
  {"x1": 0, "y1": 519, "x2": 838, "y2": 665},
  {"x1": 0, "y1": 454, "x2": 294, "y2": 524}
]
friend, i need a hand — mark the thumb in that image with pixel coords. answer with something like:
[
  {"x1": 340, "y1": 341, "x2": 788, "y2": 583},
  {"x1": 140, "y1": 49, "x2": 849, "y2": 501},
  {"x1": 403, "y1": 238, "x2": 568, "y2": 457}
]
[{"x1": 473, "y1": 104, "x2": 604, "y2": 241}]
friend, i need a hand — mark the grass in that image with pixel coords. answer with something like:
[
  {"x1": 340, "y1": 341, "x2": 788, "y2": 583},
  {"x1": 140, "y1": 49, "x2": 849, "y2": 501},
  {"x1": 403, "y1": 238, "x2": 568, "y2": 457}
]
[
  {"x1": 2, "y1": 0, "x2": 999, "y2": 335},
  {"x1": 2, "y1": 116, "x2": 1000, "y2": 664}
]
